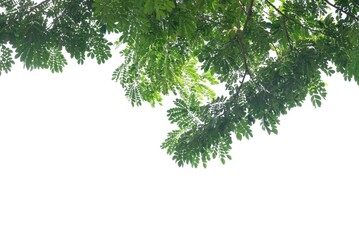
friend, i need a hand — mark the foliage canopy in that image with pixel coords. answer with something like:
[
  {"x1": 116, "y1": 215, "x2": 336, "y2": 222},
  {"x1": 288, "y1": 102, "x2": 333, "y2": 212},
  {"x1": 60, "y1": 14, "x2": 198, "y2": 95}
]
[{"x1": 1, "y1": 0, "x2": 358, "y2": 167}]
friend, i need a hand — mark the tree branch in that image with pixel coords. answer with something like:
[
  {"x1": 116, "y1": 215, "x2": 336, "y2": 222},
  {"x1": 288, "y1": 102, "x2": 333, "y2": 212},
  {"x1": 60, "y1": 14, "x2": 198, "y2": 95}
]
[
  {"x1": 238, "y1": 35, "x2": 250, "y2": 74},
  {"x1": 234, "y1": 71, "x2": 247, "y2": 96},
  {"x1": 233, "y1": 0, "x2": 255, "y2": 96},
  {"x1": 241, "y1": 0, "x2": 255, "y2": 33},
  {"x1": 270, "y1": 42, "x2": 279, "y2": 55},
  {"x1": 237, "y1": 0, "x2": 247, "y2": 15},
  {"x1": 236, "y1": 0, "x2": 255, "y2": 75},
  {"x1": 264, "y1": 0, "x2": 324, "y2": 35},
  {"x1": 324, "y1": 0, "x2": 359, "y2": 21}
]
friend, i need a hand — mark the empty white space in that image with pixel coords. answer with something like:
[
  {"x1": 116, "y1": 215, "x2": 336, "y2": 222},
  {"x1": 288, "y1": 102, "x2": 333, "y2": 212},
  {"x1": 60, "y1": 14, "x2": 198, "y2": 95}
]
[{"x1": 0, "y1": 51, "x2": 358, "y2": 240}]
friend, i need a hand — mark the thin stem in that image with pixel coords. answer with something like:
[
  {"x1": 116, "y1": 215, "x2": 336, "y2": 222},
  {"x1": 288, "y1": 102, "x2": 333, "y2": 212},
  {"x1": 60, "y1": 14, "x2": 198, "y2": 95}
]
[
  {"x1": 238, "y1": 36, "x2": 250, "y2": 74},
  {"x1": 237, "y1": 0, "x2": 247, "y2": 15},
  {"x1": 270, "y1": 42, "x2": 279, "y2": 56},
  {"x1": 264, "y1": 0, "x2": 324, "y2": 35},
  {"x1": 235, "y1": 71, "x2": 247, "y2": 96},
  {"x1": 324, "y1": 0, "x2": 359, "y2": 21},
  {"x1": 237, "y1": 0, "x2": 255, "y2": 75}
]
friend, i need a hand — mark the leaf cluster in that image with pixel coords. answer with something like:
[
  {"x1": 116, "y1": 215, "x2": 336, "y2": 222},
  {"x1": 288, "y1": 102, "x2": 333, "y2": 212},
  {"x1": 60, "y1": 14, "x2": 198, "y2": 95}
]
[
  {"x1": 1, "y1": 0, "x2": 358, "y2": 167},
  {"x1": 0, "y1": 0, "x2": 112, "y2": 73}
]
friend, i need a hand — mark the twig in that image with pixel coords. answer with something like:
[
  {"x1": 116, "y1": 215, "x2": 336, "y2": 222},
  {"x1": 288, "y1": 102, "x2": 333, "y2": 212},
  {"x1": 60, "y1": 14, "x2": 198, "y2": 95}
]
[
  {"x1": 196, "y1": 15, "x2": 218, "y2": 24},
  {"x1": 238, "y1": 36, "x2": 250, "y2": 74},
  {"x1": 324, "y1": 0, "x2": 359, "y2": 21},
  {"x1": 235, "y1": 71, "x2": 247, "y2": 96},
  {"x1": 270, "y1": 42, "x2": 279, "y2": 56},
  {"x1": 264, "y1": 0, "x2": 324, "y2": 35},
  {"x1": 237, "y1": 0, "x2": 247, "y2": 15},
  {"x1": 237, "y1": 0, "x2": 255, "y2": 75}
]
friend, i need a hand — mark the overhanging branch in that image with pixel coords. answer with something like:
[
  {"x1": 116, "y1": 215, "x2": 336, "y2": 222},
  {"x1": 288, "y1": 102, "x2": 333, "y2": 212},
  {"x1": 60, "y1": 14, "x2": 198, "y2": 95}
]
[{"x1": 324, "y1": 0, "x2": 359, "y2": 21}]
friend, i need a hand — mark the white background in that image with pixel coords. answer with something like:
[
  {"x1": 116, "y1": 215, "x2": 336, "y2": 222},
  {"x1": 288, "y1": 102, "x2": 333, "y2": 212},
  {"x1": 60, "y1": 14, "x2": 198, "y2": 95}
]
[{"x1": 0, "y1": 50, "x2": 359, "y2": 239}]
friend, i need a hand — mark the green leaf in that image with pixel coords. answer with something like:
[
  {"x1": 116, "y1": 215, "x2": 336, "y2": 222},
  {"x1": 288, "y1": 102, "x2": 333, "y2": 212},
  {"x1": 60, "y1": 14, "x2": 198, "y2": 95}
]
[
  {"x1": 235, "y1": 120, "x2": 253, "y2": 140},
  {"x1": 3, "y1": 0, "x2": 359, "y2": 167},
  {"x1": 0, "y1": 45, "x2": 14, "y2": 75}
]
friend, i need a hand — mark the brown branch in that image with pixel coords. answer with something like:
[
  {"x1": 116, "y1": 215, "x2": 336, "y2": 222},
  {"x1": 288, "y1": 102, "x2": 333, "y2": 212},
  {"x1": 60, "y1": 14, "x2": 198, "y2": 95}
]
[
  {"x1": 232, "y1": 0, "x2": 255, "y2": 97},
  {"x1": 236, "y1": 0, "x2": 247, "y2": 27},
  {"x1": 237, "y1": 0, "x2": 254, "y2": 76},
  {"x1": 324, "y1": 0, "x2": 359, "y2": 21},
  {"x1": 264, "y1": 1, "x2": 287, "y2": 19},
  {"x1": 234, "y1": 71, "x2": 247, "y2": 96},
  {"x1": 241, "y1": 0, "x2": 255, "y2": 33},
  {"x1": 237, "y1": 0, "x2": 247, "y2": 15},
  {"x1": 238, "y1": 36, "x2": 250, "y2": 74}
]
